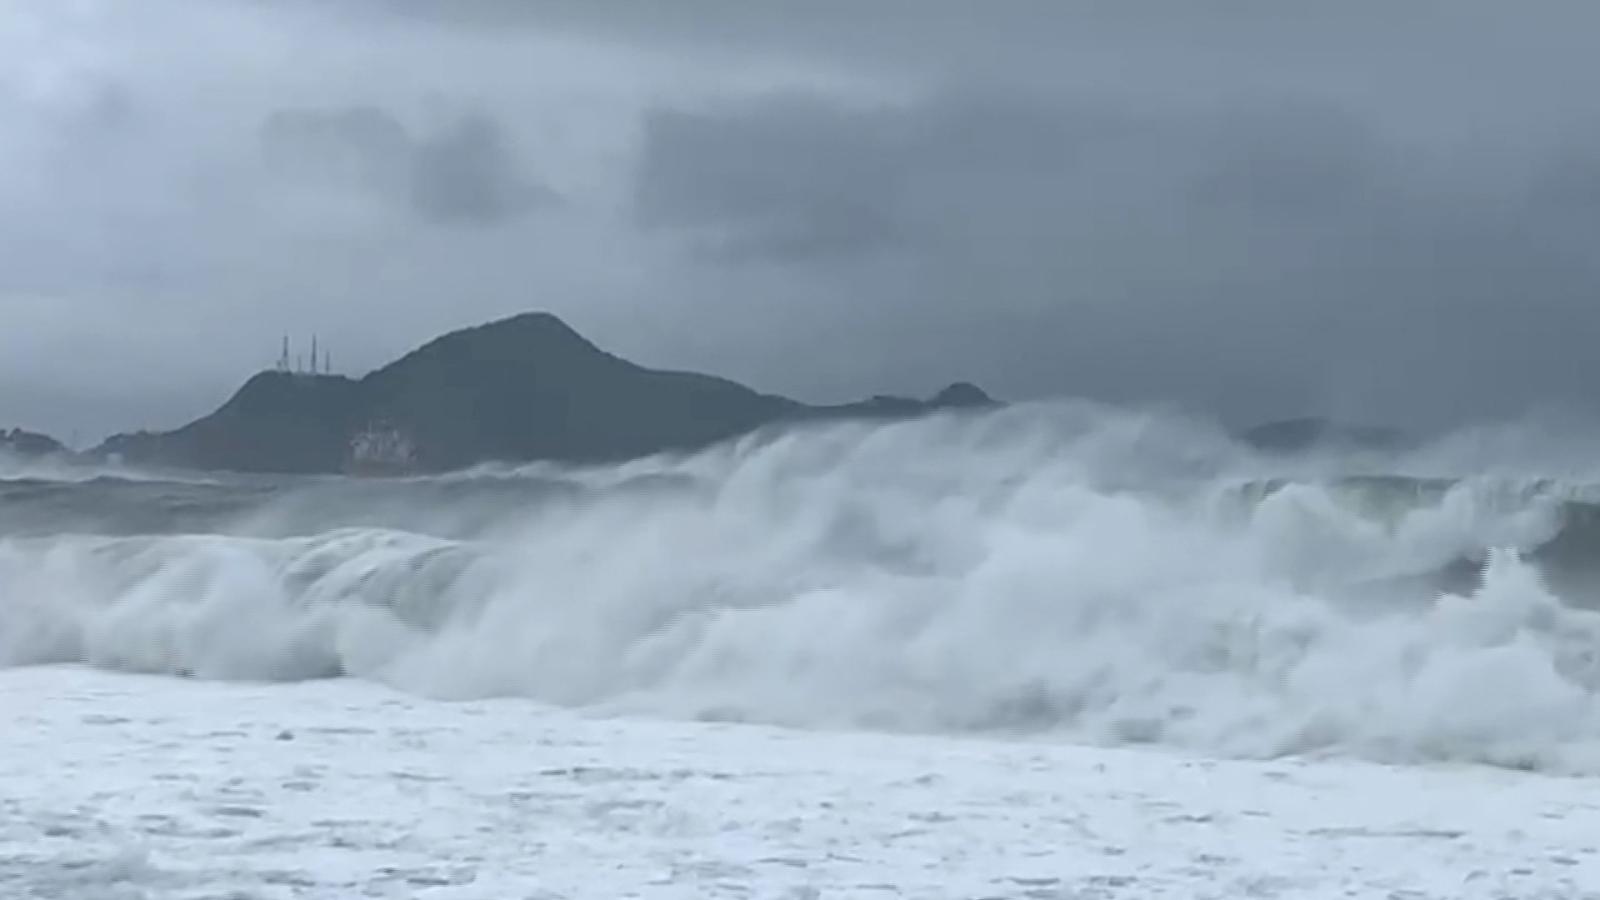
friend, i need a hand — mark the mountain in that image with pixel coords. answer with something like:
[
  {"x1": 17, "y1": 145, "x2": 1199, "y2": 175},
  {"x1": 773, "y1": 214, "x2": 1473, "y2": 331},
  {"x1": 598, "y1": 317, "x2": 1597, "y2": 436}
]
[
  {"x1": 0, "y1": 428, "x2": 70, "y2": 459},
  {"x1": 93, "y1": 312, "x2": 998, "y2": 474}
]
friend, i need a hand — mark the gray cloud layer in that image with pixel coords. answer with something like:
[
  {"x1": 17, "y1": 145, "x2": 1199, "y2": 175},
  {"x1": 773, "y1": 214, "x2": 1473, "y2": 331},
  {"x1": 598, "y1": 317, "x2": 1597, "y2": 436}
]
[
  {"x1": 631, "y1": 86, "x2": 1600, "y2": 424},
  {"x1": 261, "y1": 106, "x2": 557, "y2": 226},
  {"x1": 6, "y1": 1, "x2": 1600, "y2": 441}
]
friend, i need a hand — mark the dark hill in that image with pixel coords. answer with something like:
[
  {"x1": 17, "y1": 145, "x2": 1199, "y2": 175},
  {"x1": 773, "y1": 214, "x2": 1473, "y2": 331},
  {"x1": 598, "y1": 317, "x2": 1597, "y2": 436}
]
[
  {"x1": 357, "y1": 312, "x2": 803, "y2": 470},
  {"x1": 1, "y1": 428, "x2": 70, "y2": 459},
  {"x1": 97, "y1": 373, "x2": 366, "y2": 473},
  {"x1": 93, "y1": 312, "x2": 997, "y2": 474}
]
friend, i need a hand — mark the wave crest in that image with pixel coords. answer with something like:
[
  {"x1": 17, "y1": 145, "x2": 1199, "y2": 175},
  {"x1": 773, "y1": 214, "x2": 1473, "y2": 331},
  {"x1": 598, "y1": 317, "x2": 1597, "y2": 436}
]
[{"x1": 6, "y1": 408, "x2": 1600, "y2": 772}]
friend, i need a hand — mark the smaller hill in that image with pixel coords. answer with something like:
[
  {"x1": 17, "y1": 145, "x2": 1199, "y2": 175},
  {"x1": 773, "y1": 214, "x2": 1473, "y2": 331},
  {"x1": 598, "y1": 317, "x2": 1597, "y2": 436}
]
[{"x1": 1, "y1": 428, "x2": 70, "y2": 459}]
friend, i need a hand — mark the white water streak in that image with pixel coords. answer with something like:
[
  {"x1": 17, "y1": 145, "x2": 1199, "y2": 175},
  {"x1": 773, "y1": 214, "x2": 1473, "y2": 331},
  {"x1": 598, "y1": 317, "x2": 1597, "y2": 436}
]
[{"x1": 6, "y1": 407, "x2": 1600, "y2": 772}]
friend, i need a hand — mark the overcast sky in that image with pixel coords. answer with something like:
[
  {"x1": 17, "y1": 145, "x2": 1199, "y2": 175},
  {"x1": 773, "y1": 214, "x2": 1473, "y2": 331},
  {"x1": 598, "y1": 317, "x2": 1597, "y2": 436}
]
[{"x1": 5, "y1": 1, "x2": 1600, "y2": 443}]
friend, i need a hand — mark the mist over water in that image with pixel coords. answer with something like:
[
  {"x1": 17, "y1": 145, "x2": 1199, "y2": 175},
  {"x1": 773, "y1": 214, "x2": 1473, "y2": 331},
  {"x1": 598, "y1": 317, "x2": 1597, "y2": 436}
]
[{"x1": 8, "y1": 402, "x2": 1600, "y2": 772}]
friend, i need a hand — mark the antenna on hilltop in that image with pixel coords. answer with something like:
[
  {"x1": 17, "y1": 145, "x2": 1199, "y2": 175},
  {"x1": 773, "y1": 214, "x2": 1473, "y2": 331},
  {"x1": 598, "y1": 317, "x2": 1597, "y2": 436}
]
[{"x1": 275, "y1": 333, "x2": 334, "y2": 376}]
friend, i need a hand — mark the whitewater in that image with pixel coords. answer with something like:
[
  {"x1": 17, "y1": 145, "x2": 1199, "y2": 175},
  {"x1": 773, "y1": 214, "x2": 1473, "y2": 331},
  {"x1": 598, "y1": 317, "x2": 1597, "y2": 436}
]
[{"x1": 6, "y1": 402, "x2": 1600, "y2": 897}]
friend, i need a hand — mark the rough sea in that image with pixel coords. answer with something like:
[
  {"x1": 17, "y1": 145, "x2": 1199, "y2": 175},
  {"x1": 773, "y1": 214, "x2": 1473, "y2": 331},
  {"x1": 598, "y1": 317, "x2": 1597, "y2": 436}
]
[{"x1": 6, "y1": 402, "x2": 1600, "y2": 898}]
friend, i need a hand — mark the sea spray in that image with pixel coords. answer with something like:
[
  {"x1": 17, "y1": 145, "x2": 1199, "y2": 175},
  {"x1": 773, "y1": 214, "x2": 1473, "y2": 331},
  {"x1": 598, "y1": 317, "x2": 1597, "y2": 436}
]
[{"x1": 6, "y1": 405, "x2": 1600, "y2": 771}]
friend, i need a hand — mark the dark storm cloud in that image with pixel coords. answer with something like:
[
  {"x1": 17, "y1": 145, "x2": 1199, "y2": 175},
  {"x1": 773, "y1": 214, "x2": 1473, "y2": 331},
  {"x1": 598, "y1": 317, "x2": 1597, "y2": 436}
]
[
  {"x1": 635, "y1": 92, "x2": 1390, "y2": 261},
  {"x1": 1528, "y1": 131, "x2": 1600, "y2": 227},
  {"x1": 409, "y1": 112, "x2": 559, "y2": 225},
  {"x1": 362, "y1": 0, "x2": 1600, "y2": 108},
  {"x1": 260, "y1": 106, "x2": 557, "y2": 227},
  {"x1": 11, "y1": 0, "x2": 1600, "y2": 441},
  {"x1": 635, "y1": 98, "x2": 909, "y2": 261},
  {"x1": 261, "y1": 106, "x2": 411, "y2": 189},
  {"x1": 1183, "y1": 102, "x2": 1384, "y2": 218},
  {"x1": 629, "y1": 85, "x2": 1600, "y2": 427}
]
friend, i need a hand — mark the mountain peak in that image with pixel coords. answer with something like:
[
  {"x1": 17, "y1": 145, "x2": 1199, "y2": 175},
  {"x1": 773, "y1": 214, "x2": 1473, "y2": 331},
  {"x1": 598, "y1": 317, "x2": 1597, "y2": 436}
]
[
  {"x1": 387, "y1": 311, "x2": 606, "y2": 374},
  {"x1": 464, "y1": 311, "x2": 596, "y2": 348},
  {"x1": 91, "y1": 310, "x2": 1005, "y2": 474},
  {"x1": 931, "y1": 382, "x2": 995, "y2": 408}
]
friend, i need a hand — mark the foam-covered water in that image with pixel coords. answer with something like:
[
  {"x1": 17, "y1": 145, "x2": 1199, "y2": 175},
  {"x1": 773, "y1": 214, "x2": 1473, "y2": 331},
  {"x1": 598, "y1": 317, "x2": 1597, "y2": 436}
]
[{"x1": 8, "y1": 403, "x2": 1600, "y2": 771}]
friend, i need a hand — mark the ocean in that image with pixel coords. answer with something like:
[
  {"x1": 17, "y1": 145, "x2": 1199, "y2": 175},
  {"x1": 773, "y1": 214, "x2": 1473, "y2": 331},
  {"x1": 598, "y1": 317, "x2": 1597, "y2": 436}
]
[{"x1": 5, "y1": 402, "x2": 1600, "y2": 897}]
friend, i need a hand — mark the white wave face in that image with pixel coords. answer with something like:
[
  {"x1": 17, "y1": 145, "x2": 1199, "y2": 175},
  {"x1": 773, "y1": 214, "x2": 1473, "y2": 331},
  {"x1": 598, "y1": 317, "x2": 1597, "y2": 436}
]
[
  {"x1": 6, "y1": 405, "x2": 1600, "y2": 772},
  {"x1": 0, "y1": 448, "x2": 220, "y2": 485}
]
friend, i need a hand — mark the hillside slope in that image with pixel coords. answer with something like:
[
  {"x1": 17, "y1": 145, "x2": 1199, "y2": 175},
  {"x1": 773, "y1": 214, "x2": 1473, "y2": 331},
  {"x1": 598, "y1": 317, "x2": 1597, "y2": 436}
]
[{"x1": 94, "y1": 312, "x2": 995, "y2": 474}]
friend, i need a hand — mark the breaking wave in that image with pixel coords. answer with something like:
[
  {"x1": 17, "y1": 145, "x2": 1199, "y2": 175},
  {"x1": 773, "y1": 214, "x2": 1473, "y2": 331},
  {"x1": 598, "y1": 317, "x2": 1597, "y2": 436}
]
[{"x1": 7, "y1": 403, "x2": 1600, "y2": 772}]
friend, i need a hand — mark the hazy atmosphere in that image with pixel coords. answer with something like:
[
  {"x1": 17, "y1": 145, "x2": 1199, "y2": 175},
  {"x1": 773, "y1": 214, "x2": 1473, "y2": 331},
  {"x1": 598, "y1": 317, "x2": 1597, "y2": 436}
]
[
  {"x1": 14, "y1": 7, "x2": 1600, "y2": 897},
  {"x1": 6, "y1": 1, "x2": 1600, "y2": 441}
]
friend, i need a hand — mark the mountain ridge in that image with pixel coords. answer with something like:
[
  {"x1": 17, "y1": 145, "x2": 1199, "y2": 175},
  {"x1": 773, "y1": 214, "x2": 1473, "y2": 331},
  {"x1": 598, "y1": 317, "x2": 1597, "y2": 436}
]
[
  {"x1": 88, "y1": 311, "x2": 996, "y2": 474},
  {"x1": 16, "y1": 312, "x2": 1413, "y2": 475}
]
